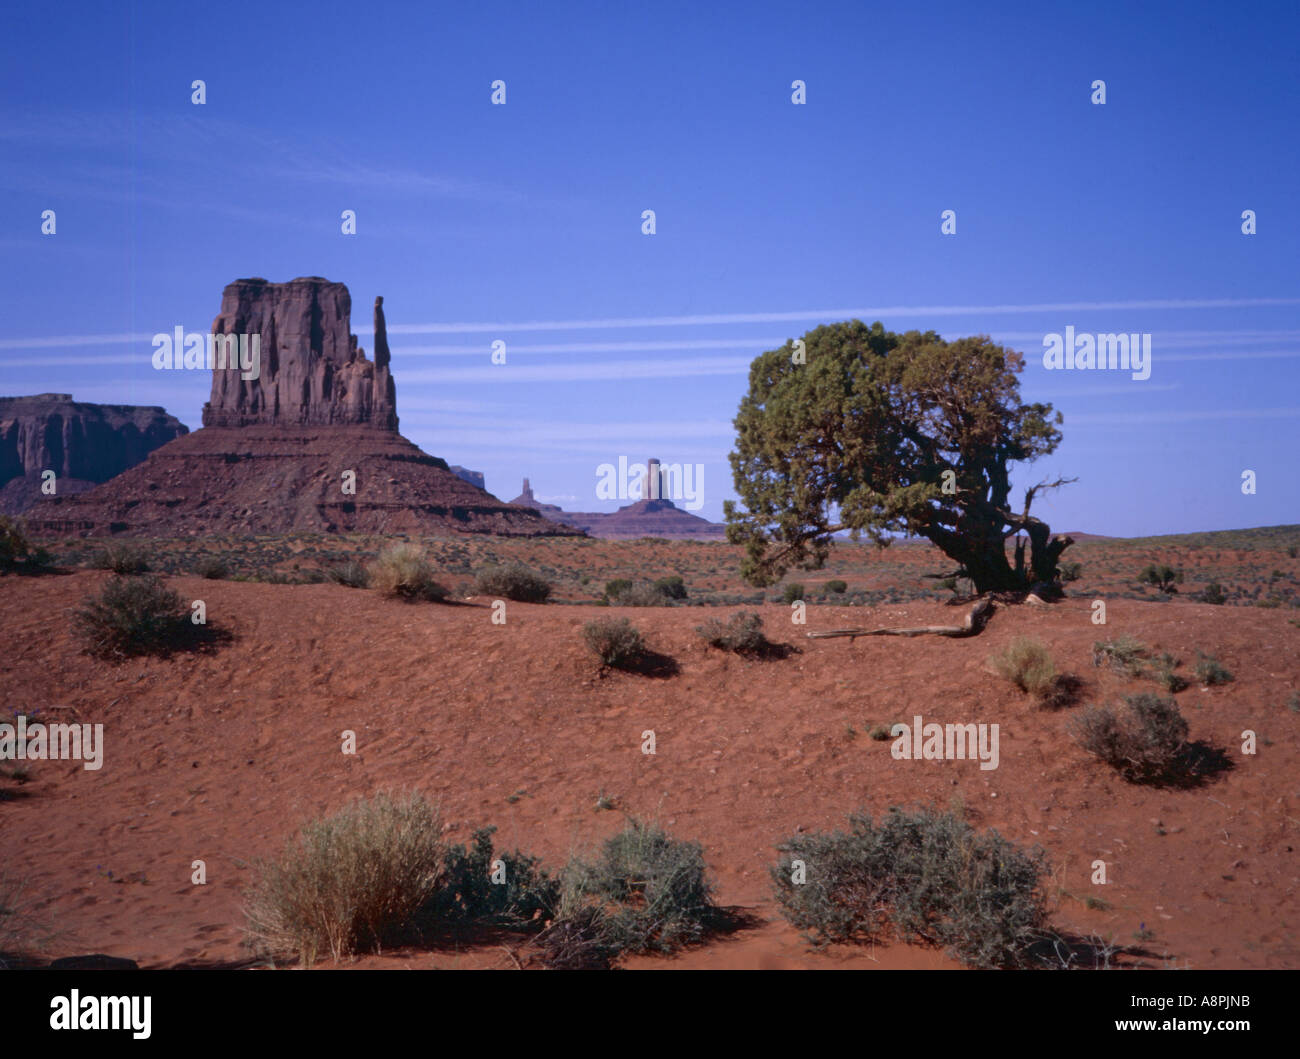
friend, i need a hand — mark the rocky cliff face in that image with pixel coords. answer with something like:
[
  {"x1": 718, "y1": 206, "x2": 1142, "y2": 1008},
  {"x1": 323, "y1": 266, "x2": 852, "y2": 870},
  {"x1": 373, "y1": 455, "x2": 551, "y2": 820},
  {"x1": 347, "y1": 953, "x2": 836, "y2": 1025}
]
[
  {"x1": 0, "y1": 394, "x2": 188, "y2": 513},
  {"x1": 201, "y1": 277, "x2": 397, "y2": 430},
  {"x1": 34, "y1": 279, "x2": 578, "y2": 538}
]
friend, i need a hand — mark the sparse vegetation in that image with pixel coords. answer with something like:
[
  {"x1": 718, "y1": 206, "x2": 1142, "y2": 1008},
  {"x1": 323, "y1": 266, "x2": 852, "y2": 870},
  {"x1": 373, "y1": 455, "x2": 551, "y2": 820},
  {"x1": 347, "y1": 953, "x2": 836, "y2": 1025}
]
[
  {"x1": 72, "y1": 574, "x2": 190, "y2": 659},
  {"x1": 653, "y1": 574, "x2": 688, "y2": 600},
  {"x1": 473, "y1": 562, "x2": 553, "y2": 603},
  {"x1": 603, "y1": 578, "x2": 632, "y2": 601},
  {"x1": 582, "y1": 617, "x2": 646, "y2": 668},
  {"x1": 608, "y1": 581, "x2": 675, "y2": 607},
  {"x1": 1071, "y1": 693, "x2": 1190, "y2": 783},
  {"x1": 0, "y1": 872, "x2": 53, "y2": 967},
  {"x1": 1092, "y1": 636, "x2": 1149, "y2": 678},
  {"x1": 990, "y1": 637, "x2": 1056, "y2": 698},
  {"x1": 1194, "y1": 652, "x2": 1234, "y2": 687},
  {"x1": 772, "y1": 806, "x2": 1049, "y2": 969},
  {"x1": 824, "y1": 579, "x2": 848, "y2": 594},
  {"x1": 1137, "y1": 563, "x2": 1182, "y2": 593},
  {"x1": 425, "y1": 826, "x2": 557, "y2": 930},
  {"x1": 194, "y1": 556, "x2": 230, "y2": 580},
  {"x1": 544, "y1": 820, "x2": 723, "y2": 964},
  {"x1": 1199, "y1": 582, "x2": 1228, "y2": 605},
  {"x1": 0, "y1": 516, "x2": 33, "y2": 571},
  {"x1": 244, "y1": 790, "x2": 447, "y2": 966},
  {"x1": 368, "y1": 544, "x2": 447, "y2": 602},
  {"x1": 781, "y1": 583, "x2": 805, "y2": 605},
  {"x1": 696, "y1": 610, "x2": 767, "y2": 654},
  {"x1": 325, "y1": 560, "x2": 370, "y2": 589},
  {"x1": 91, "y1": 542, "x2": 150, "y2": 574},
  {"x1": 1150, "y1": 653, "x2": 1189, "y2": 693}
]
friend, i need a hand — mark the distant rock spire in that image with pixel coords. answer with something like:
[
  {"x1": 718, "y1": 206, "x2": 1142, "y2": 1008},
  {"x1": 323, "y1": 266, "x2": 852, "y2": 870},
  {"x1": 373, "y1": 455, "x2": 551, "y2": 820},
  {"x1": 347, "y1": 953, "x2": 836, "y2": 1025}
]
[{"x1": 373, "y1": 295, "x2": 390, "y2": 371}]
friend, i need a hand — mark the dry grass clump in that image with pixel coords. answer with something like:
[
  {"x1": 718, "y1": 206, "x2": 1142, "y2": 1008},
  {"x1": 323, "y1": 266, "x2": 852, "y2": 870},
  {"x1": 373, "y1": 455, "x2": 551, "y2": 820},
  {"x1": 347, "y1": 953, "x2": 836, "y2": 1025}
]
[
  {"x1": 368, "y1": 544, "x2": 447, "y2": 602},
  {"x1": 244, "y1": 790, "x2": 446, "y2": 966},
  {"x1": 990, "y1": 637, "x2": 1056, "y2": 697}
]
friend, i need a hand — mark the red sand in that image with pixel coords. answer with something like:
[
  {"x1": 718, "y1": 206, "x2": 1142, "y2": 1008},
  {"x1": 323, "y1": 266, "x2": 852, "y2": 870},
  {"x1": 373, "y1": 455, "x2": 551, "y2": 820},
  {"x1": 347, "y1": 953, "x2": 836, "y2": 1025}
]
[{"x1": 2, "y1": 571, "x2": 1296, "y2": 969}]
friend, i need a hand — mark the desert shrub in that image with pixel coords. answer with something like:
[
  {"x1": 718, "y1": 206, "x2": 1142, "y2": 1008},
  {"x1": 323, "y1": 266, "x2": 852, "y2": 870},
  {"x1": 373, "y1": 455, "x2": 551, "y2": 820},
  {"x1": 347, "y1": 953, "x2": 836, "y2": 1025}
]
[
  {"x1": 0, "y1": 516, "x2": 31, "y2": 570},
  {"x1": 611, "y1": 582, "x2": 674, "y2": 607},
  {"x1": 1150, "y1": 652, "x2": 1189, "y2": 693},
  {"x1": 582, "y1": 617, "x2": 645, "y2": 668},
  {"x1": 1071, "y1": 693, "x2": 1189, "y2": 782},
  {"x1": 652, "y1": 574, "x2": 688, "y2": 600},
  {"x1": 0, "y1": 873, "x2": 53, "y2": 968},
  {"x1": 194, "y1": 556, "x2": 230, "y2": 580},
  {"x1": 1199, "y1": 582, "x2": 1228, "y2": 605},
  {"x1": 989, "y1": 637, "x2": 1056, "y2": 698},
  {"x1": 824, "y1": 579, "x2": 848, "y2": 594},
  {"x1": 473, "y1": 562, "x2": 552, "y2": 603},
  {"x1": 91, "y1": 542, "x2": 150, "y2": 574},
  {"x1": 1058, "y1": 561, "x2": 1083, "y2": 583},
  {"x1": 781, "y1": 583, "x2": 805, "y2": 605},
  {"x1": 1194, "y1": 652, "x2": 1234, "y2": 686},
  {"x1": 244, "y1": 790, "x2": 446, "y2": 966},
  {"x1": 1137, "y1": 563, "x2": 1182, "y2": 593},
  {"x1": 73, "y1": 575, "x2": 190, "y2": 659},
  {"x1": 1092, "y1": 636, "x2": 1148, "y2": 677},
  {"x1": 696, "y1": 610, "x2": 766, "y2": 654},
  {"x1": 368, "y1": 544, "x2": 447, "y2": 602},
  {"x1": 603, "y1": 578, "x2": 632, "y2": 601},
  {"x1": 26, "y1": 545, "x2": 54, "y2": 569},
  {"x1": 553, "y1": 820, "x2": 721, "y2": 957},
  {"x1": 426, "y1": 826, "x2": 558, "y2": 929},
  {"x1": 771, "y1": 806, "x2": 1049, "y2": 969},
  {"x1": 326, "y1": 560, "x2": 370, "y2": 589}
]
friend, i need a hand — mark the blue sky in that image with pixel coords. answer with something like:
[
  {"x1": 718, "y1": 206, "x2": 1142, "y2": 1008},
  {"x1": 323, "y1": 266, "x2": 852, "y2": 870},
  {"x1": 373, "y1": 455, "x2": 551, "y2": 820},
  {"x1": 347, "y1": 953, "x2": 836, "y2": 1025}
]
[{"x1": 1, "y1": 0, "x2": 1297, "y2": 535}]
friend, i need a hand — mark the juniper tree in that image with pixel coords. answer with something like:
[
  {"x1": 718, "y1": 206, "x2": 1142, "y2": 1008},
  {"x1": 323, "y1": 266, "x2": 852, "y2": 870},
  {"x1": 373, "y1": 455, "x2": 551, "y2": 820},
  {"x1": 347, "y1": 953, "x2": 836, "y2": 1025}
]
[{"x1": 724, "y1": 321, "x2": 1074, "y2": 594}]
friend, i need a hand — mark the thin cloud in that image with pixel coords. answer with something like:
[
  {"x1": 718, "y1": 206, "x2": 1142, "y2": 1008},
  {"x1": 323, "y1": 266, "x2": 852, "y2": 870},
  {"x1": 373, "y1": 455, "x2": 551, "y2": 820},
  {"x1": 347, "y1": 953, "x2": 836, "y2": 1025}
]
[{"x1": 386, "y1": 298, "x2": 1300, "y2": 334}]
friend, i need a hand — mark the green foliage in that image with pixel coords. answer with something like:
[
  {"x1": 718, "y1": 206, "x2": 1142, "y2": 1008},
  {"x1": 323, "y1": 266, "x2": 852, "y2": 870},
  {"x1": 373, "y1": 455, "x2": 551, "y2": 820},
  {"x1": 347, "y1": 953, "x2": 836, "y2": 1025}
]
[
  {"x1": 781, "y1": 582, "x2": 805, "y2": 605},
  {"x1": 473, "y1": 562, "x2": 552, "y2": 603},
  {"x1": 551, "y1": 820, "x2": 721, "y2": 958},
  {"x1": 824, "y1": 579, "x2": 848, "y2": 594},
  {"x1": 603, "y1": 578, "x2": 632, "y2": 601},
  {"x1": 696, "y1": 610, "x2": 767, "y2": 654},
  {"x1": 1194, "y1": 652, "x2": 1234, "y2": 686},
  {"x1": 73, "y1": 575, "x2": 190, "y2": 659},
  {"x1": 244, "y1": 791, "x2": 446, "y2": 966},
  {"x1": 723, "y1": 321, "x2": 1069, "y2": 592},
  {"x1": 652, "y1": 574, "x2": 688, "y2": 600},
  {"x1": 1071, "y1": 693, "x2": 1190, "y2": 782},
  {"x1": 1199, "y1": 582, "x2": 1228, "y2": 605},
  {"x1": 368, "y1": 544, "x2": 447, "y2": 602},
  {"x1": 427, "y1": 827, "x2": 558, "y2": 929},
  {"x1": 582, "y1": 617, "x2": 645, "y2": 668},
  {"x1": 771, "y1": 807, "x2": 1049, "y2": 968},
  {"x1": 608, "y1": 581, "x2": 675, "y2": 606},
  {"x1": 1059, "y1": 561, "x2": 1083, "y2": 583},
  {"x1": 1137, "y1": 563, "x2": 1182, "y2": 593}
]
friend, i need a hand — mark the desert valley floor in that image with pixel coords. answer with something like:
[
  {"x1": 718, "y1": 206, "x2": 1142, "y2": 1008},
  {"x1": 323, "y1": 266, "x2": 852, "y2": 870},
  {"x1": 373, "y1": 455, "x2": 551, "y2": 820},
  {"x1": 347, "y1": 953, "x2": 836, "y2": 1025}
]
[{"x1": 2, "y1": 533, "x2": 1297, "y2": 970}]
